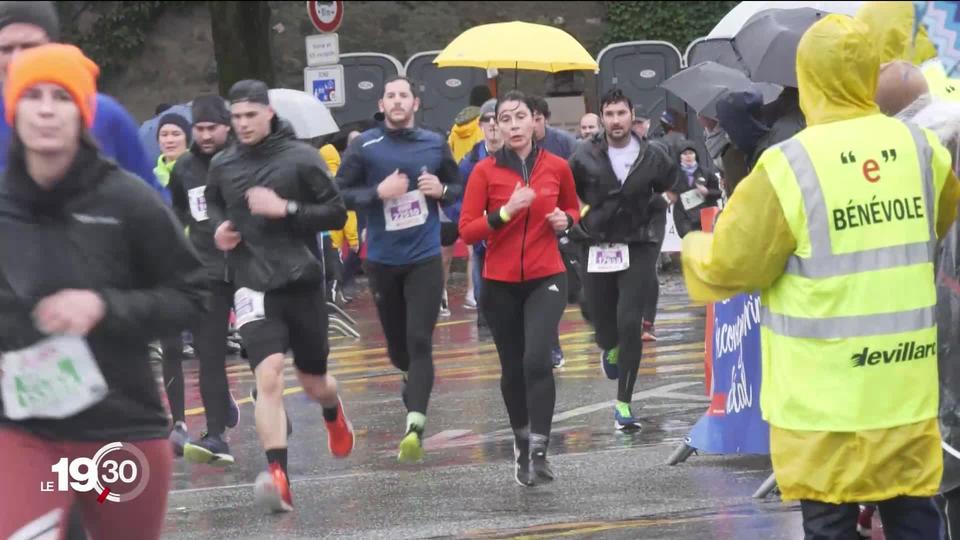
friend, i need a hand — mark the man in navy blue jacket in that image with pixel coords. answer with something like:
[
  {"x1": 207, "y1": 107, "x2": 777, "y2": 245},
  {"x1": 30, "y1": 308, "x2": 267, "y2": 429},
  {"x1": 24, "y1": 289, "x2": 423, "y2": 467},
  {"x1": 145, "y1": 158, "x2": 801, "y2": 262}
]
[
  {"x1": 336, "y1": 76, "x2": 462, "y2": 464},
  {"x1": 0, "y1": 1, "x2": 166, "y2": 202}
]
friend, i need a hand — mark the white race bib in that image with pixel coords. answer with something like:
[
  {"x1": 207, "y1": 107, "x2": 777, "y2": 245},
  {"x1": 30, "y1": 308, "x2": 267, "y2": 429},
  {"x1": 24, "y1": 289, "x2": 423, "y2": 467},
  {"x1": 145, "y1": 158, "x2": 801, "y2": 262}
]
[
  {"x1": 587, "y1": 243, "x2": 630, "y2": 273},
  {"x1": 234, "y1": 288, "x2": 266, "y2": 329},
  {"x1": 188, "y1": 186, "x2": 209, "y2": 222},
  {"x1": 680, "y1": 189, "x2": 706, "y2": 211},
  {"x1": 383, "y1": 190, "x2": 429, "y2": 231},
  {"x1": 1, "y1": 335, "x2": 107, "y2": 420}
]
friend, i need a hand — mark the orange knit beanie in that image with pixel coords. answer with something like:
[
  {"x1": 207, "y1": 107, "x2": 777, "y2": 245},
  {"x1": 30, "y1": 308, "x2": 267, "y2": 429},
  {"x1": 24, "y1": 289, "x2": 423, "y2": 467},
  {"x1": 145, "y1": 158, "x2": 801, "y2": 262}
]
[{"x1": 5, "y1": 43, "x2": 99, "y2": 128}]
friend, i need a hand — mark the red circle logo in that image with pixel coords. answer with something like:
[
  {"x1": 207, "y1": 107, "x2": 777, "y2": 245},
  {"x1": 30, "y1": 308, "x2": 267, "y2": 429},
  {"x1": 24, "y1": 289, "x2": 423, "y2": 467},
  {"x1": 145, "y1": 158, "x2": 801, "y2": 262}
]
[{"x1": 307, "y1": 0, "x2": 344, "y2": 33}]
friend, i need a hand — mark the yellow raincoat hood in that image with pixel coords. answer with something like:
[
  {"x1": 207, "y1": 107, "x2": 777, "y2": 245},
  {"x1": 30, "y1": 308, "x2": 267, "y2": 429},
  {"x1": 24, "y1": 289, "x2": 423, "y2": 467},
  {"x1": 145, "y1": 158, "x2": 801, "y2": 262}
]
[
  {"x1": 797, "y1": 14, "x2": 880, "y2": 126},
  {"x1": 855, "y1": 1, "x2": 914, "y2": 64}
]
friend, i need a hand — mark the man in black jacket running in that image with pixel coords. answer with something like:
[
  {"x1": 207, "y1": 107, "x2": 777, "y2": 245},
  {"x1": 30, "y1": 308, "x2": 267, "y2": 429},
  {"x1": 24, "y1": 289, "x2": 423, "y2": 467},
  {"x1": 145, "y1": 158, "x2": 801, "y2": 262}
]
[
  {"x1": 166, "y1": 95, "x2": 242, "y2": 467},
  {"x1": 569, "y1": 89, "x2": 676, "y2": 431},
  {"x1": 206, "y1": 80, "x2": 354, "y2": 513}
]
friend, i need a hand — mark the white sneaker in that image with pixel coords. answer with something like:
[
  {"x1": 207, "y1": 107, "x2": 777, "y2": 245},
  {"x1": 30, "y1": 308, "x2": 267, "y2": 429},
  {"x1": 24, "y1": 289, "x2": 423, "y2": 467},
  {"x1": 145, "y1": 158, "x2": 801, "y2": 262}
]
[
  {"x1": 464, "y1": 294, "x2": 477, "y2": 309},
  {"x1": 439, "y1": 290, "x2": 451, "y2": 317}
]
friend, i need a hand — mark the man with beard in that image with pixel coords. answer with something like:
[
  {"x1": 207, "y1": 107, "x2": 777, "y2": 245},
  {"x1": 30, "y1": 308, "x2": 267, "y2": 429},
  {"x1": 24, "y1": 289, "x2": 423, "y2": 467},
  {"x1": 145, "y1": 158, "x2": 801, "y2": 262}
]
[
  {"x1": 568, "y1": 89, "x2": 677, "y2": 430},
  {"x1": 166, "y1": 95, "x2": 242, "y2": 467},
  {"x1": 336, "y1": 76, "x2": 462, "y2": 463},
  {"x1": 207, "y1": 80, "x2": 355, "y2": 513}
]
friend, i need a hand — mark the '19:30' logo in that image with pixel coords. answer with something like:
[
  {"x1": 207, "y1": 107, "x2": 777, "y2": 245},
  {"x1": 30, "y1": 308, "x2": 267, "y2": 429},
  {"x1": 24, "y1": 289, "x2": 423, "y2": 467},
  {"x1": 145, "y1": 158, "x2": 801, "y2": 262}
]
[{"x1": 42, "y1": 442, "x2": 151, "y2": 503}]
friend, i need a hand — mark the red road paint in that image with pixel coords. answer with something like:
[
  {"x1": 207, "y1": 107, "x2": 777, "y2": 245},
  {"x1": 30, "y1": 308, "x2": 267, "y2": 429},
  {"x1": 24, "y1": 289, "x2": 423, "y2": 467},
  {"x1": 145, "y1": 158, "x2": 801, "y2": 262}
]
[{"x1": 97, "y1": 488, "x2": 110, "y2": 503}]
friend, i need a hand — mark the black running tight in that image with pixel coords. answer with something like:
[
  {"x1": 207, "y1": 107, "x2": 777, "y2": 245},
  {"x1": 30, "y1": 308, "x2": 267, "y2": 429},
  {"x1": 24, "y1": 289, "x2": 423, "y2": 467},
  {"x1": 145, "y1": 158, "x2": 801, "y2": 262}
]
[
  {"x1": 482, "y1": 273, "x2": 567, "y2": 439},
  {"x1": 364, "y1": 256, "x2": 443, "y2": 415}
]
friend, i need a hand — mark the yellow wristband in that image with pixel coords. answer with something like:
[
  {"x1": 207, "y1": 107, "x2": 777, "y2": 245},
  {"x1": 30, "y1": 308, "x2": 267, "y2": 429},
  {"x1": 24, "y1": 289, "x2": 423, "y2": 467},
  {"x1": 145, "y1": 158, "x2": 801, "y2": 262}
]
[{"x1": 499, "y1": 206, "x2": 512, "y2": 222}]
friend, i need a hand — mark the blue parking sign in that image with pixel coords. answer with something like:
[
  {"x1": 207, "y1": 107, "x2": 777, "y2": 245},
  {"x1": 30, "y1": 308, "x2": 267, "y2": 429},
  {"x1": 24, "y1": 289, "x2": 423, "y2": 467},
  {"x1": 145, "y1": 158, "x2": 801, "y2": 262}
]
[
  {"x1": 303, "y1": 65, "x2": 345, "y2": 108},
  {"x1": 313, "y1": 78, "x2": 337, "y2": 103}
]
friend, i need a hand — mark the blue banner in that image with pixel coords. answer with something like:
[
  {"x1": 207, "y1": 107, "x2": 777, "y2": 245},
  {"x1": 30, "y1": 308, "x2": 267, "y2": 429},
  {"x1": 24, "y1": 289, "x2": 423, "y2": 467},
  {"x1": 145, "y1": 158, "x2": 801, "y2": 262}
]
[{"x1": 687, "y1": 293, "x2": 770, "y2": 454}]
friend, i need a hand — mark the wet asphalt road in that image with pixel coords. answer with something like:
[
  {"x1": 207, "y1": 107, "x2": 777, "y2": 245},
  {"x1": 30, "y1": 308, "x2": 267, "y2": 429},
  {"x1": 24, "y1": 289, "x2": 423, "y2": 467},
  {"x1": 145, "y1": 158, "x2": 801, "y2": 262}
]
[{"x1": 159, "y1": 272, "x2": 811, "y2": 539}]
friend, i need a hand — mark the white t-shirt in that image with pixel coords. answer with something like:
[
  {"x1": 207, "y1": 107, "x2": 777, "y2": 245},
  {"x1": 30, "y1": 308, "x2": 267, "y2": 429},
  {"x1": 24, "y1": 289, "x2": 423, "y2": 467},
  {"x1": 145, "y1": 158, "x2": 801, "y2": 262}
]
[{"x1": 607, "y1": 137, "x2": 641, "y2": 185}]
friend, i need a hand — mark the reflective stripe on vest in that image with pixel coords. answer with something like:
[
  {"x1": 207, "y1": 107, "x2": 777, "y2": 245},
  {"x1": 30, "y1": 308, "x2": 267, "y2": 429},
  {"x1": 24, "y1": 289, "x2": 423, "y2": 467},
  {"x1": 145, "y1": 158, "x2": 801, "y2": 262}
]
[
  {"x1": 781, "y1": 123, "x2": 935, "y2": 280},
  {"x1": 763, "y1": 122, "x2": 937, "y2": 340},
  {"x1": 762, "y1": 304, "x2": 934, "y2": 340}
]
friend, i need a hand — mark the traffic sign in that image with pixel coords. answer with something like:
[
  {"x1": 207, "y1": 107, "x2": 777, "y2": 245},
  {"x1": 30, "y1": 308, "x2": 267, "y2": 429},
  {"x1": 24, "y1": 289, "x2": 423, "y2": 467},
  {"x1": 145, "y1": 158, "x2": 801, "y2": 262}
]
[
  {"x1": 306, "y1": 33, "x2": 339, "y2": 66},
  {"x1": 304, "y1": 65, "x2": 345, "y2": 108},
  {"x1": 307, "y1": 0, "x2": 344, "y2": 33}
]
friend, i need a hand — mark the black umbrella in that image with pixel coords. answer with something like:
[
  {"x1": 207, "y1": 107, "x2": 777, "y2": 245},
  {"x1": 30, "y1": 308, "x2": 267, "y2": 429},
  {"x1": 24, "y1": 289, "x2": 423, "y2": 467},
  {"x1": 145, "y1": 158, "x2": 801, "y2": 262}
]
[
  {"x1": 733, "y1": 7, "x2": 827, "y2": 87},
  {"x1": 660, "y1": 61, "x2": 782, "y2": 119},
  {"x1": 687, "y1": 38, "x2": 750, "y2": 74}
]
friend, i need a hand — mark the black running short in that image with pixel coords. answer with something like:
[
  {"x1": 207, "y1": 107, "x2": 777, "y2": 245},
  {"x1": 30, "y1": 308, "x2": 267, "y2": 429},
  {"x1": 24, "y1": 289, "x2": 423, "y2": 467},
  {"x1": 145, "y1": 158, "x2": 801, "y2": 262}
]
[
  {"x1": 441, "y1": 221, "x2": 459, "y2": 247},
  {"x1": 236, "y1": 283, "x2": 330, "y2": 375}
]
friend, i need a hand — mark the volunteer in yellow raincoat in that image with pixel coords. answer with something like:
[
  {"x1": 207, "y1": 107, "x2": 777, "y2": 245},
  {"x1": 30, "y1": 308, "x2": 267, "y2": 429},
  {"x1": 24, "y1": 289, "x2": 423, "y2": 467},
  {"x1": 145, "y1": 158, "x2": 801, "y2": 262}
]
[
  {"x1": 856, "y1": 1, "x2": 960, "y2": 102},
  {"x1": 682, "y1": 14, "x2": 960, "y2": 538}
]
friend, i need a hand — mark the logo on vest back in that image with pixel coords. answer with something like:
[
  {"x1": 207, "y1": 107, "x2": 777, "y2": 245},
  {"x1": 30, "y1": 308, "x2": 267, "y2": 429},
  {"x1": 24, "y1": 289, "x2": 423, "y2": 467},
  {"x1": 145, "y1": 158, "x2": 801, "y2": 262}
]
[
  {"x1": 851, "y1": 340, "x2": 935, "y2": 368},
  {"x1": 832, "y1": 196, "x2": 925, "y2": 231}
]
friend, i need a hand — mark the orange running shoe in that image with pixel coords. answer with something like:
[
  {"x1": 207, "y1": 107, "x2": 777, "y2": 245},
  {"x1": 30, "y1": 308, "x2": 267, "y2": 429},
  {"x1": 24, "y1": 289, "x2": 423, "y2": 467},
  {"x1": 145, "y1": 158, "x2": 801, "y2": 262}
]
[
  {"x1": 253, "y1": 462, "x2": 293, "y2": 513},
  {"x1": 325, "y1": 399, "x2": 355, "y2": 458}
]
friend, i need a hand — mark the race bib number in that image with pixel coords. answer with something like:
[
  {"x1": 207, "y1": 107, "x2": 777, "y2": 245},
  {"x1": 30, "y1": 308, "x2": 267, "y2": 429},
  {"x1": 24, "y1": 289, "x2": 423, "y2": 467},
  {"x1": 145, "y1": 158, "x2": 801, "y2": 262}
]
[
  {"x1": 188, "y1": 186, "x2": 209, "y2": 222},
  {"x1": 588, "y1": 243, "x2": 630, "y2": 273},
  {"x1": 384, "y1": 190, "x2": 429, "y2": 231},
  {"x1": 1, "y1": 335, "x2": 107, "y2": 420},
  {"x1": 234, "y1": 288, "x2": 266, "y2": 329},
  {"x1": 680, "y1": 189, "x2": 706, "y2": 211}
]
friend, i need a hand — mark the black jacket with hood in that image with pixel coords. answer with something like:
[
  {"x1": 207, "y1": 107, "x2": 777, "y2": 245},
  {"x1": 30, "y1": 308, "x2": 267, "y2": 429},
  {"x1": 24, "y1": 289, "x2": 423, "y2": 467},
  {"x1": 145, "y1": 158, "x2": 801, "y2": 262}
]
[
  {"x1": 206, "y1": 118, "x2": 347, "y2": 291},
  {"x1": 567, "y1": 132, "x2": 677, "y2": 244},
  {"x1": 0, "y1": 141, "x2": 208, "y2": 441},
  {"x1": 169, "y1": 141, "x2": 230, "y2": 282}
]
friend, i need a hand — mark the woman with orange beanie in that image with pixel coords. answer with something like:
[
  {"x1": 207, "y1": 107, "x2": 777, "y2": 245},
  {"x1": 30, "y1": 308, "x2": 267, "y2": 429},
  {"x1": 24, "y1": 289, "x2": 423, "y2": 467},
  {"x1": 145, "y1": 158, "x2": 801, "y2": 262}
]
[{"x1": 0, "y1": 44, "x2": 207, "y2": 539}]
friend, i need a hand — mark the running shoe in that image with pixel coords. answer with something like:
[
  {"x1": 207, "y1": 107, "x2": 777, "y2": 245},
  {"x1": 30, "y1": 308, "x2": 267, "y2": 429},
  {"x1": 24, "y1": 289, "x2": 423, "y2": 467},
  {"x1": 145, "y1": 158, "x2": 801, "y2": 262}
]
[
  {"x1": 324, "y1": 399, "x2": 354, "y2": 458},
  {"x1": 149, "y1": 342, "x2": 163, "y2": 362},
  {"x1": 226, "y1": 335, "x2": 242, "y2": 355},
  {"x1": 464, "y1": 294, "x2": 477, "y2": 310},
  {"x1": 552, "y1": 346, "x2": 565, "y2": 368},
  {"x1": 614, "y1": 403, "x2": 641, "y2": 431},
  {"x1": 531, "y1": 448, "x2": 555, "y2": 483},
  {"x1": 250, "y1": 388, "x2": 293, "y2": 437},
  {"x1": 170, "y1": 421, "x2": 189, "y2": 456},
  {"x1": 254, "y1": 462, "x2": 293, "y2": 513},
  {"x1": 226, "y1": 391, "x2": 240, "y2": 429},
  {"x1": 398, "y1": 427, "x2": 424, "y2": 464},
  {"x1": 601, "y1": 347, "x2": 619, "y2": 380},
  {"x1": 183, "y1": 433, "x2": 235, "y2": 467},
  {"x1": 514, "y1": 437, "x2": 533, "y2": 487},
  {"x1": 642, "y1": 322, "x2": 658, "y2": 342},
  {"x1": 439, "y1": 289, "x2": 451, "y2": 317}
]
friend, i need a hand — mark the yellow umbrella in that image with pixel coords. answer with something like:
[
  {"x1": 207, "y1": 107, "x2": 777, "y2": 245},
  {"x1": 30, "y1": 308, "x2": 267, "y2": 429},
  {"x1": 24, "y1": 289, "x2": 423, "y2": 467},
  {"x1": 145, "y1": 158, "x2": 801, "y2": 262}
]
[{"x1": 433, "y1": 21, "x2": 598, "y2": 73}]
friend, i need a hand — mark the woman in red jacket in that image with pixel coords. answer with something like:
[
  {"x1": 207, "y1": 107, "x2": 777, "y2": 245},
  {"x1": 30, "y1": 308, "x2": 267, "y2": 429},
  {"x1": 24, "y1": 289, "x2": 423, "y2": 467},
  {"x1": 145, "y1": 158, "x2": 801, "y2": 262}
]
[{"x1": 459, "y1": 91, "x2": 579, "y2": 487}]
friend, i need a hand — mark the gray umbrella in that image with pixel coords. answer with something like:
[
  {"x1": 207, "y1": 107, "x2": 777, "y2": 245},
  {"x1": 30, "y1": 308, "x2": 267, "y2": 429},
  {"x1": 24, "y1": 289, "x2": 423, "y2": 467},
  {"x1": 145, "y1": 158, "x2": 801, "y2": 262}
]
[
  {"x1": 660, "y1": 61, "x2": 782, "y2": 119},
  {"x1": 732, "y1": 7, "x2": 827, "y2": 87}
]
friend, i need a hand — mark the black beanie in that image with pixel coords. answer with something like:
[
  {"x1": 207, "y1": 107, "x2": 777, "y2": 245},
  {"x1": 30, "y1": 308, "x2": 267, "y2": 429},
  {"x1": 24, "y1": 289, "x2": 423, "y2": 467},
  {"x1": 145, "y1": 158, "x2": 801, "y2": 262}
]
[
  {"x1": 0, "y1": 1, "x2": 60, "y2": 41},
  {"x1": 157, "y1": 113, "x2": 191, "y2": 143},
  {"x1": 191, "y1": 95, "x2": 229, "y2": 125},
  {"x1": 228, "y1": 79, "x2": 270, "y2": 105}
]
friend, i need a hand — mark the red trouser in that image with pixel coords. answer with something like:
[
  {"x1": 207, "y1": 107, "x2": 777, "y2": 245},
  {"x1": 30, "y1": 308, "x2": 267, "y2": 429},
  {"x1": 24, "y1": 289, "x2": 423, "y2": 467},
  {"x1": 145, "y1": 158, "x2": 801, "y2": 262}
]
[{"x1": 0, "y1": 428, "x2": 171, "y2": 540}]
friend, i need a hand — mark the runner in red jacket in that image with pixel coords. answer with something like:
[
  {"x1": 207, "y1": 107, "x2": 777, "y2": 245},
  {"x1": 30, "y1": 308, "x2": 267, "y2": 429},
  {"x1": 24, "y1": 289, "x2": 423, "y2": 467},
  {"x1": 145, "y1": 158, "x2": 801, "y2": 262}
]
[{"x1": 459, "y1": 91, "x2": 579, "y2": 487}]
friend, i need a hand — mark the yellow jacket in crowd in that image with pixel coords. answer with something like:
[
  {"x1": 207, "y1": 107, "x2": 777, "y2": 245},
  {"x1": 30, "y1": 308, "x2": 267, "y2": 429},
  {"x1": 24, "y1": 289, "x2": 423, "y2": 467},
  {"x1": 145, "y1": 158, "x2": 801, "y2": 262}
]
[
  {"x1": 682, "y1": 11, "x2": 960, "y2": 503},
  {"x1": 319, "y1": 144, "x2": 359, "y2": 251},
  {"x1": 447, "y1": 110, "x2": 484, "y2": 163}
]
